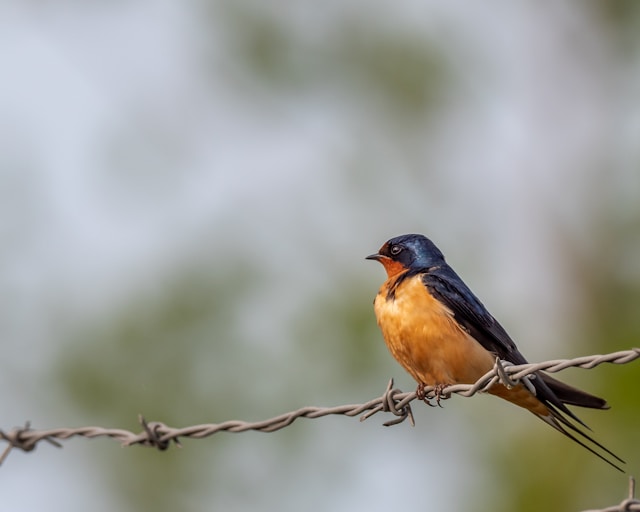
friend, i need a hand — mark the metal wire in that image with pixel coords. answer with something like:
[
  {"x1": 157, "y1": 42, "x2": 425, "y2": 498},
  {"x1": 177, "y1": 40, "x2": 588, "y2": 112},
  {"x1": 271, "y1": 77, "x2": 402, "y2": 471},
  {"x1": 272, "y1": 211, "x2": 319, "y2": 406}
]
[
  {"x1": 0, "y1": 348, "x2": 638, "y2": 467},
  {"x1": 582, "y1": 477, "x2": 640, "y2": 512}
]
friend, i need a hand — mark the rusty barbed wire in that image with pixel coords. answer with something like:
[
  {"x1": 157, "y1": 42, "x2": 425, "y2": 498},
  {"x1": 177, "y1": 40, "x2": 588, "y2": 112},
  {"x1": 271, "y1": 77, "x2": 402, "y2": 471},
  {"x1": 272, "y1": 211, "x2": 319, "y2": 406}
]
[{"x1": 0, "y1": 348, "x2": 638, "y2": 467}]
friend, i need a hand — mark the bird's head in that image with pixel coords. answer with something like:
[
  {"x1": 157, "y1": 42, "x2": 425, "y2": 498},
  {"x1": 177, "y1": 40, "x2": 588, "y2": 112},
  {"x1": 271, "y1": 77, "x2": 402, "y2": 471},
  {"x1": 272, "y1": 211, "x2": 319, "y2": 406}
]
[{"x1": 366, "y1": 234, "x2": 445, "y2": 278}]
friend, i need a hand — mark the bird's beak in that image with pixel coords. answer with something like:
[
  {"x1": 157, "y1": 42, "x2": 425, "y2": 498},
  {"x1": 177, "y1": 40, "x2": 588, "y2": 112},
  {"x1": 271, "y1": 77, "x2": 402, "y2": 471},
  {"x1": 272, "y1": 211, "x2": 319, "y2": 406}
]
[{"x1": 366, "y1": 253, "x2": 383, "y2": 261}]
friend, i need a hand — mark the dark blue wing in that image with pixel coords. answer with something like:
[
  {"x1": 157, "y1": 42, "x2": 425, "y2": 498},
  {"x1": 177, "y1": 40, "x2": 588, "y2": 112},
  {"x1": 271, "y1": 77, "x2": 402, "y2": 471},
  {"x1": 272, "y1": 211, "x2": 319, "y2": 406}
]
[
  {"x1": 419, "y1": 264, "x2": 623, "y2": 470},
  {"x1": 421, "y1": 265, "x2": 527, "y2": 364},
  {"x1": 421, "y1": 265, "x2": 592, "y2": 417}
]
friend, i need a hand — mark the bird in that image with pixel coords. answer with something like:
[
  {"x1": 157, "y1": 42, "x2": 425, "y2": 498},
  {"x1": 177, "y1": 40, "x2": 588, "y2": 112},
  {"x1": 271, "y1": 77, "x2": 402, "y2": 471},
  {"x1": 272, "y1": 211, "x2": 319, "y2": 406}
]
[{"x1": 367, "y1": 233, "x2": 623, "y2": 471}]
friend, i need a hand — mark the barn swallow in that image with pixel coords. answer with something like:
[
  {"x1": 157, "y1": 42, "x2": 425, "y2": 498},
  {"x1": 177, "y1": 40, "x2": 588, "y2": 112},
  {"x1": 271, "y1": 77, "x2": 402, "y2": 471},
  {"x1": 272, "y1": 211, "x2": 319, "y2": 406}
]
[{"x1": 367, "y1": 233, "x2": 623, "y2": 471}]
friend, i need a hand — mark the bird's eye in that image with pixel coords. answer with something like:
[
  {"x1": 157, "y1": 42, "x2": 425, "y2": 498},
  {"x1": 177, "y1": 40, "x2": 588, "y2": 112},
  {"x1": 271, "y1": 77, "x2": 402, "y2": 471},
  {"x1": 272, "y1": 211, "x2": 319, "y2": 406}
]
[{"x1": 390, "y1": 245, "x2": 402, "y2": 256}]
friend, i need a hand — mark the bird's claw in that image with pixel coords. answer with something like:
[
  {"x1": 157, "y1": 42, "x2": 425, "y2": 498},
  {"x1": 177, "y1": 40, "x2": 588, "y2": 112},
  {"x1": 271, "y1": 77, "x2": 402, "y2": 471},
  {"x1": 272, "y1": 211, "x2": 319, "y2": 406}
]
[
  {"x1": 417, "y1": 383, "x2": 450, "y2": 407},
  {"x1": 432, "y1": 383, "x2": 451, "y2": 407},
  {"x1": 416, "y1": 382, "x2": 451, "y2": 407}
]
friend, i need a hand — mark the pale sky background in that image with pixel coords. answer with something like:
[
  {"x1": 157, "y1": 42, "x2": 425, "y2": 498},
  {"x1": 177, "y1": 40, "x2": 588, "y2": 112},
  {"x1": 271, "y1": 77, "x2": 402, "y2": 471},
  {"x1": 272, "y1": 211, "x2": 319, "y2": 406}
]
[{"x1": 1, "y1": 1, "x2": 639, "y2": 511}]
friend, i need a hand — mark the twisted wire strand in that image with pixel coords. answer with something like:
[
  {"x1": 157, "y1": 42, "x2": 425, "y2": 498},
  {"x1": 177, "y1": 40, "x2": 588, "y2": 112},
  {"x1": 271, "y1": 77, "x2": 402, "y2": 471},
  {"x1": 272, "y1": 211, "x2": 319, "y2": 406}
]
[
  {"x1": 582, "y1": 477, "x2": 640, "y2": 512},
  {"x1": 583, "y1": 503, "x2": 640, "y2": 512},
  {"x1": 1, "y1": 348, "x2": 638, "y2": 466}
]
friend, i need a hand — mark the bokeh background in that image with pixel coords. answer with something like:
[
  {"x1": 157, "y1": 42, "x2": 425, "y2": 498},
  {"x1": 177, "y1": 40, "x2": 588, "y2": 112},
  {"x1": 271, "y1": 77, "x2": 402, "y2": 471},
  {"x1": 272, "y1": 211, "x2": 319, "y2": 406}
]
[{"x1": 2, "y1": 1, "x2": 639, "y2": 511}]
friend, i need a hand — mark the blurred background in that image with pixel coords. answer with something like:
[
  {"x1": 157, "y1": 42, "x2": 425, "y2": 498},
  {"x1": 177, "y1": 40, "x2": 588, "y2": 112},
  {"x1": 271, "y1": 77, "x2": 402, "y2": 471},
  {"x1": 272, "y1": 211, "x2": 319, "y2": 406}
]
[{"x1": 1, "y1": 1, "x2": 639, "y2": 510}]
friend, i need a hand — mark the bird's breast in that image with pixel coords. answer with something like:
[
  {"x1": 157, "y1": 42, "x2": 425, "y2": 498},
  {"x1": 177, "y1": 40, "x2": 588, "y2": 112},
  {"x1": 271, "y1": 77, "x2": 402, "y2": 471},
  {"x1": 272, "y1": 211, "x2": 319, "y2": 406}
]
[{"x1": 373, "y1": 273, "x2": 495, "y2": 385}]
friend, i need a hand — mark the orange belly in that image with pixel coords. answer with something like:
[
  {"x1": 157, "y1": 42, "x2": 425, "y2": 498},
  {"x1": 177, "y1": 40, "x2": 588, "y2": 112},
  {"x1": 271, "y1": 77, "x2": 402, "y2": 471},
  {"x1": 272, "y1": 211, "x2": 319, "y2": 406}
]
[
  {"x1": 373, "y1": 274, "x2": 552, "y2": 416},
  {"x1": 488, "y1": 382, "x2": 550, "y2": 416},
  {"x1": 373, "y1": 274, "x2": 495, "y2": 386}
]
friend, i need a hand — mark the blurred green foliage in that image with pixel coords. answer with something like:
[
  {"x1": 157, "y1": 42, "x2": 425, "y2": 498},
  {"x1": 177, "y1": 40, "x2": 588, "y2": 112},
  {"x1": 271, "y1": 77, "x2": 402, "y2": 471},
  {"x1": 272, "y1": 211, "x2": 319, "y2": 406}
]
[
  {"x1": 46, "y1": 2, "x2": 640, "y2": 512},
  {"x1": 207, "y1": 0, "x2": 451, "y2": 121},
  {"x1": 485, "y1": 189, "x2": 640, "y2": 511}
]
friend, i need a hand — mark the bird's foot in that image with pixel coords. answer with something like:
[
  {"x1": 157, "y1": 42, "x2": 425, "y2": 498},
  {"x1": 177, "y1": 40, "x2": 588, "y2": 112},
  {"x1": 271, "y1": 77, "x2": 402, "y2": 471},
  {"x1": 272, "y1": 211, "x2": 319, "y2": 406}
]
[
  {"x1": 432, "y1": 383, "x2": 451, "y2": 408},
  {"x1": 416, "y1": 382, "x2": 431, "y2": 405},
  {"x1": 417, "y1": 382, "x2": 451, "y2": 407}
]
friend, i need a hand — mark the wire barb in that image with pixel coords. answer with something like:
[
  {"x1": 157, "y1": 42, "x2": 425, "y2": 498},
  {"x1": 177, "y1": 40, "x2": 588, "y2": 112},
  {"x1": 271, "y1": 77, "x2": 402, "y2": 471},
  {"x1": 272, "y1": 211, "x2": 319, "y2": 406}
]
[
  {"x1": 581, "y1": 476, "x2": 640, "y2": 512},
  {"x1": 0, "y1": 348, "x2": 638, "y2": 467},
  {"x1": 493, "y1": 357, "x2": 517, "y2": 389},
  {"x1": 127, "y1": 415, "x2": 181, "y2": 451},
  {"x1": 359, "y1": 378, "x2": 416, "y2": 427}
]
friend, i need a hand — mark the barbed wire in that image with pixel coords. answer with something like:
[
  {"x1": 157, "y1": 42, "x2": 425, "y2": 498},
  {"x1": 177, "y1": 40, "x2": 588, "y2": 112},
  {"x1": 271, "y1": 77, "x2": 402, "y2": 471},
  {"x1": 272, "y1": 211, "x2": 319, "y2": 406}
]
[
  {"x1": 1, "y1": 348, "x2": 638, "y2": 468},
  {"x1": 582, "y1": 477, "x2": 640, "y2": 512}
]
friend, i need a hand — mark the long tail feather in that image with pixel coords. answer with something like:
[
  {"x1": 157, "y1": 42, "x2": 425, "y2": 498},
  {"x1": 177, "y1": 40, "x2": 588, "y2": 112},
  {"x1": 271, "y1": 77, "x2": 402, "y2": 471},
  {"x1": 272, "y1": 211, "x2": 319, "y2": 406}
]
[
  {"x1": 540, "y1": 373, "x2": 610, "y2": 410},
  {"x1": 537, "y1": 409, "x2": 625, "y2": 472}
]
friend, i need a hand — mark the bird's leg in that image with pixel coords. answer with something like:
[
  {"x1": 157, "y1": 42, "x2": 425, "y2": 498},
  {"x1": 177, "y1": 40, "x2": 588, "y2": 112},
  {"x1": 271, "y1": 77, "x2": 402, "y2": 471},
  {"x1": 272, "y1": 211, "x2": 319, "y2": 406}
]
[
  {"x1": 433, "y1": 383, "x2": 451, "y2": 407},
  {"x1": 416, "y1": 382, "x2": 433, "y2": 406},
  {"x1": 416, "y1": 382, "x2": 437, "y2": 407},
  {"x1": 417, "y1": 382, "x2": 451, "y2": 407}
]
